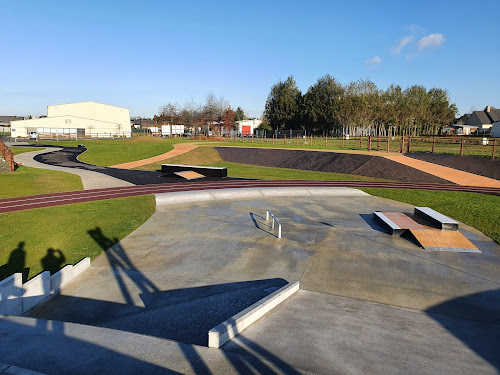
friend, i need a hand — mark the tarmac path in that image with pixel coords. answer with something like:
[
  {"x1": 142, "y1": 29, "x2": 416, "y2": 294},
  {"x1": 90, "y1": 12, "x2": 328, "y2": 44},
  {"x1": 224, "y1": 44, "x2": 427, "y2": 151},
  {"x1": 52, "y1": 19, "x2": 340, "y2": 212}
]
[{"x1": 1, "y1": 180, "x2": 499, "y2": 214}]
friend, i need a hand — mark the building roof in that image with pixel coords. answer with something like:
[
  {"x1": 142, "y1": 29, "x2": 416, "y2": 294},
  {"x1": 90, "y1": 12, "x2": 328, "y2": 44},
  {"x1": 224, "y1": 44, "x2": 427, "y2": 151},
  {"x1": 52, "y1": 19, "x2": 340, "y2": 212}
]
[
  {"x1": 486, "y1": 106, "x2": 500, "y2": 123},
  {"x1": 454, "y1": 114, "x2": 470, "y2": 125},
  {"x1": 471, "y1": 111, "x2": 492, "y2": 125},
  {"x1": 0, "y1": 116, "x2": 24, "y2": 124}
]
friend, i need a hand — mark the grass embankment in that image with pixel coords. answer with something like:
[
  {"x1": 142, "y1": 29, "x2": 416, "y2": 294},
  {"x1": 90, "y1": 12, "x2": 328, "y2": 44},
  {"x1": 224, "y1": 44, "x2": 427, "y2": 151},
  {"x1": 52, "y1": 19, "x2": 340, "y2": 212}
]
[
  {"x1": 0, "y1": 195, "x2": 155, "y2": 281},
  {"x1": 30, "y1": 136, "x2": 191, "y2": 166},
  {"x1": 361, "y1": 188, "x2": 500, "y2": 243},
  {"x1": 0, "y1": 165, "x2": 83, "y2": 198},
  {"x1": 134, "y1": 146, "x2": 391, "y2": 182}
]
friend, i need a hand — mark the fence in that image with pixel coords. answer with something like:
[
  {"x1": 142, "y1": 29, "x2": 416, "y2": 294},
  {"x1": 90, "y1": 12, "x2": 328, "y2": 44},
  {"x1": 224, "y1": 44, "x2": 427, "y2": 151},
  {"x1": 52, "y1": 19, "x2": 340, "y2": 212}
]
[
  {"x1": 0, "y1": 139, "x2": 15, "y2": 172},
  {"x1": 224, "y1": 134, "x2": 498, "y2": 159}
]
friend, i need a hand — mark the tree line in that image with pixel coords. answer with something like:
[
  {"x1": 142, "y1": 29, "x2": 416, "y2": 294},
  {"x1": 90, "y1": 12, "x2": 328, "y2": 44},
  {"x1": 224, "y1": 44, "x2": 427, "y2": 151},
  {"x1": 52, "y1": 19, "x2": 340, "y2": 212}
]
[
  {"x1": 158, "y1": 93, "x2": 246, "y2": 134},
  {"x1": 264, "y1": 75, "x2": 458, "y2": 136}
]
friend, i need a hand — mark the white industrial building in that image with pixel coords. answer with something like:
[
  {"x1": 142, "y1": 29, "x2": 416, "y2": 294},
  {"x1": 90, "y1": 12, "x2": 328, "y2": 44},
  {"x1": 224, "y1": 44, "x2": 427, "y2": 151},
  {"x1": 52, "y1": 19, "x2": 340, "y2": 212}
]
[
  {"x1": 10, "y1": 101, "x2": 131, "y2": 138},
  {"x1": 236, "y1": 119, "x2": 261, "y2": 136}
]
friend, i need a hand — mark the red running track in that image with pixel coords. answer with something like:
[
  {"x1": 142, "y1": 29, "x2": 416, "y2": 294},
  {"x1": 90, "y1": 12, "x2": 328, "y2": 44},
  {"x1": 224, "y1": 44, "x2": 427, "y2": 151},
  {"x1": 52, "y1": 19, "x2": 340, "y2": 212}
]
[{"x1": 1, "y1": 180, "x2": 499, "y2": 214}]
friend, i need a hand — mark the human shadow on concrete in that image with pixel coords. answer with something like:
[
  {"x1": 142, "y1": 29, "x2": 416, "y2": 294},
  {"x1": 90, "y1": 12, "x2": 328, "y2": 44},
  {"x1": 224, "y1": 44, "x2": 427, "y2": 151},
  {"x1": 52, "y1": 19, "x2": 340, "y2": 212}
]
[
  {"x1": 86, "y1": 226, "x2": 288, "y2": 346},
  {"x1": 0, "y1": 242, "x2": 29, "y2": 282},
  {"x1": 425, "y1": 289, "x2": 500, "y2": 371},
  {"x1": 41, "y1": 248, "x2": 66, "y2": 275},
  {"x1": 88, "y1": 227, "x2": 159, "y2": 305}
]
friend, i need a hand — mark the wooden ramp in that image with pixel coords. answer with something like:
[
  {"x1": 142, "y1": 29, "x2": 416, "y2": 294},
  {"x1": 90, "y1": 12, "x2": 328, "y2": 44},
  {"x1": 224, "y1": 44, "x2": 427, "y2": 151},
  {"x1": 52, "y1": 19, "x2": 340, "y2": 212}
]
[
  {"x1": 409, "y1": 229, "x2": 479, "y2": 252},
  {"x1": 376, "y1": 211, "x2": 479, "y2": 253},
  {"x1": 174, "y1": 170, "x2": 206, "y2": 180}
]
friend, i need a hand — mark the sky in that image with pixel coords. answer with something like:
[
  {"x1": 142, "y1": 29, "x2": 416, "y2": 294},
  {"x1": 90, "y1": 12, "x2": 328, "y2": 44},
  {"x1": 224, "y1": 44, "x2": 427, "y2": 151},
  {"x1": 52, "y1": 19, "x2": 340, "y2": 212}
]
[{"x1": 1, "y1": 0, "x2": 499, "y2": 118}]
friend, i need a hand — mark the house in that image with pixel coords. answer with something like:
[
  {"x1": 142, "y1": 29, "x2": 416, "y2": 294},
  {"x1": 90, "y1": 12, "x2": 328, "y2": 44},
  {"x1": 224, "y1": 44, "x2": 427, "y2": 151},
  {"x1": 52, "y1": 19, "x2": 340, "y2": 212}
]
[
  {"x1": 465, "y1": 106, "x2": 500, "y2": 134},
  {"x1": 10, "y1": 102, "x2": 131, "y2": 138},
  {"x1": 236, "y1": 119, "x2": 262, "y2": 136}
]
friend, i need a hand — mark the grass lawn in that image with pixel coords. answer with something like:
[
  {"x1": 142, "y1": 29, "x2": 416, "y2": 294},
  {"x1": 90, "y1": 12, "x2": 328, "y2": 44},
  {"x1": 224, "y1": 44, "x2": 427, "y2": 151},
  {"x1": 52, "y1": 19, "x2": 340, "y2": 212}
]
[
  {"x1": 134, "y1": 146, "x2": 391, "y2": 182},
  {"x1": 361, "y1": 188, "x2": 500, "y2": 243},
  {"x1": 30, "y1": 136, "x2": 192, "y2": 166},
  {"x1": 0, "y1": 165, "x2": 83, "y2": 198},
  {"x1": 0, "y1": 195, "x2": 155, "y2": 282},
  {"x1": 10, "y1": 146, "x2": 41, "y2": 155}
]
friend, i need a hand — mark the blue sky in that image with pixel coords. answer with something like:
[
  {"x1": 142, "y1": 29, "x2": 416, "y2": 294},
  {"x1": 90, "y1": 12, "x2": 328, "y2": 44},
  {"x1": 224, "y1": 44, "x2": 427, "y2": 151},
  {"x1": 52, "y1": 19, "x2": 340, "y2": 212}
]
[{"x1": 1, "y1": 0, "x2": 499, "y2": 118}]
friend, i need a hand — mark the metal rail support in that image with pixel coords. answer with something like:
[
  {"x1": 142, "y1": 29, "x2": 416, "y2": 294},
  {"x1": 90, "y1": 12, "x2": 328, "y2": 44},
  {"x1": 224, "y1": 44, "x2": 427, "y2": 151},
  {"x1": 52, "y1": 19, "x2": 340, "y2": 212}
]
[{"x1": 266, "y1": 210, "x2": 282, "y2": 239}]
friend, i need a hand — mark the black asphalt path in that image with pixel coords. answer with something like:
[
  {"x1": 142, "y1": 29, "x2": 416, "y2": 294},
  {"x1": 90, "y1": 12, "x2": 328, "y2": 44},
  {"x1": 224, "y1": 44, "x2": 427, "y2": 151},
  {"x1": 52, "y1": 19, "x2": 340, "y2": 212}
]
[{"x1": 29, "y1": 145, "x2": 239, "y2": 185}]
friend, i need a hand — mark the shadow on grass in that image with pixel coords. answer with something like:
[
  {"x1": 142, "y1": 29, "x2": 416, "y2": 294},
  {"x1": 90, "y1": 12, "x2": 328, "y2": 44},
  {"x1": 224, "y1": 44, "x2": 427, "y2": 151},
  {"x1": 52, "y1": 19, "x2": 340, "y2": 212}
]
[{"x1": 0, "y1": 241, "x2": 29, "y2": 282}]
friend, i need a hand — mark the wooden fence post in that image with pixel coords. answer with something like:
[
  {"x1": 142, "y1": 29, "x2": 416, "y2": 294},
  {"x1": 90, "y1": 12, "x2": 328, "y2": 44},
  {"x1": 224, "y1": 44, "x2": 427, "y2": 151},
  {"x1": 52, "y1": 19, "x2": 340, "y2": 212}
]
[
  {"x1": 401, "y1": 137, "x2": 404, "y2": 153},
  {"x1": 387, "y1": 135, "x2": 390, "y2": 153},
  {"x1": 284, "y1": 134, "x2": 286, "y2": 145},
  {"x1": 310, "y1": 134, "x2": 313, "y2": 146},
  {"x1": 296, "y1": 134, "x2": 299, "y2": 146},
  {"x1": 432, "y1": 136, "x2": 436, "y2": 153},
  {"x1": 407, "y1": 137, "x2": 411, "y2": 153},
  {"x1": 360, "y1": 136, "x2": 363, "y2": 149},
  {"x1": 493, "y1": 138, "x2": 497, "y2": 160},
  {"x1": 342, "y1": 134, "x2": 345, "y2": 148},
  {"x1": 460, "y1": 137, "x2": 464, "y2": 156},
  {"x1": 325, "y1": 134, "x2": 328, "y2": 147},
  {"x1": 377, "y1": 136, "x2": 381, "y2": 151},
  {"x1": 367, "y1": 136, "x2": 371, "y2": 151},
  {"x1": 273, "y1": 134, "x2": 275, "y2": 144}
]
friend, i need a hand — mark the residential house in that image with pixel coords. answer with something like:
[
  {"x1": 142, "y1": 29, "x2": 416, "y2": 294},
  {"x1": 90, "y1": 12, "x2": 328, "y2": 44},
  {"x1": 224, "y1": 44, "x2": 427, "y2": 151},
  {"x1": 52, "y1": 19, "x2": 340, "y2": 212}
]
[{"x1": 465, "y1": 106, "x2": 500, "y2": 134}]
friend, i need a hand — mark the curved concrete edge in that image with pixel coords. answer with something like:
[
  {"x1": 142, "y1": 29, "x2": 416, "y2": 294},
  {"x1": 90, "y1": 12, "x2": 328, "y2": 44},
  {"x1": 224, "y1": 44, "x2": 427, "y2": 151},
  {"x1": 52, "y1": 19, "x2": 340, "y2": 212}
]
[
  {"x1": 208, "y1": 281, "x2": 300, "y2": 348},
  {"x1": 13, "y1": 147, "x2": 134, "y2": 190},
  {"x1": 155, "y1": 187, "x2": 370, "y2": 208}
]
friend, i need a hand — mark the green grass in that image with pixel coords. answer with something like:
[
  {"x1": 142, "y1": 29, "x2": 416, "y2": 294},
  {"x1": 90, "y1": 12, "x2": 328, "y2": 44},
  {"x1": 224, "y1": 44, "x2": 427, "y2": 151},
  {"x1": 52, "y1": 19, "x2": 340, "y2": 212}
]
[
  {"x1": 9, "y1": 146, "x2": 41, "y2": 155},
  {"x1": 361, "y1": 188, "x2": 500, "y2": 243},
  {"x1": 0, "y1": 165, "x2": 83, "y2": 198},
  {"x1": 30, "y1": 136, "x2": 192, "y2": 166},
  {"x1": 134, "y1": 145, "x2": 391, "y2": 182},
  {"x1": 0, "y1": 195, "x2": 156, "y2": 281}
]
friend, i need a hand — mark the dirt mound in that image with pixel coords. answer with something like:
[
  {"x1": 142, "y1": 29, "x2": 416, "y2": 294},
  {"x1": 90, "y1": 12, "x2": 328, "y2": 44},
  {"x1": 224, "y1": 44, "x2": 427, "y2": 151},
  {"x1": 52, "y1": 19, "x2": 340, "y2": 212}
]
[
  {"x1": 407, "y1": 153, "x2": 500, "y2": 181},
  {"x1": 216, "y1": 147, "x2": 451, "y2": 184}
]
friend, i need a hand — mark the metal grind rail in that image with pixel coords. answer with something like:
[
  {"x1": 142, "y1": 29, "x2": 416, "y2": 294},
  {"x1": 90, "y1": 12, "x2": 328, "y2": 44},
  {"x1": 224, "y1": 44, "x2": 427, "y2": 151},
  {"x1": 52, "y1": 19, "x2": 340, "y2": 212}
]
[{"x1": 266, "y1": 210, "x2": 282, "y2": 239}]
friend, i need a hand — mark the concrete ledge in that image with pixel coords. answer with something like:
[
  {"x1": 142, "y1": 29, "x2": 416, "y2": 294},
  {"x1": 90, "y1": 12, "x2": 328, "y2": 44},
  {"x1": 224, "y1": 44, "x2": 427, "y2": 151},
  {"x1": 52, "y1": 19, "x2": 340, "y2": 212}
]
[
  {"x1": 156, "y1": 187, "x2": 369, "y2": 209},
  {"x1": 208, "y1": 281, "x2": 299, "y2": 348},
  {"x1": 373, "y1": 211, "x2": 405, "y2": 236},
  {"x1": 0, "y1": 258, "x2": 91, "y2": 316},
  {"x1": 414, "y1": 207, "x2": 459, "y2": 231}
]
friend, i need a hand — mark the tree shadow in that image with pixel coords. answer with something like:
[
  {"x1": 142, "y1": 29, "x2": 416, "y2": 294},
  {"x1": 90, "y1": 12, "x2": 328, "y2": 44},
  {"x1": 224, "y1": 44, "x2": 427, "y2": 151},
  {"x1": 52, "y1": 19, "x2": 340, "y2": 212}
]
[{"x1": 0, "y1": 241, "x2": 29, "y2": 282}]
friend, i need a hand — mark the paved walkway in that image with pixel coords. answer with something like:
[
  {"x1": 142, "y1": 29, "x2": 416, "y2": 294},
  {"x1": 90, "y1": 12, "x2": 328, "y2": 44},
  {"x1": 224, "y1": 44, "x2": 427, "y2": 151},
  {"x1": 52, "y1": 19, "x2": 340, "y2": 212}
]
[
  {"x1": 110, "y1": 143, "x2": 200, "y2": 169},
  {"x1": 385, "y1": 154, "x2": 500, "y2": 188},
  {"x1": 14, "y1": 148, "x2": 134, "y2": 190}
]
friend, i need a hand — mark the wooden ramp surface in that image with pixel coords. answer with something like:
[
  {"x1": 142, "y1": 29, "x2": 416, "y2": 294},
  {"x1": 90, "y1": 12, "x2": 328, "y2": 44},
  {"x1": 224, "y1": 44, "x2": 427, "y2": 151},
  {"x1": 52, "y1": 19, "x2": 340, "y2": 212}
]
[
  {"x1": 410, "y1": 229, "x2": 479, "y2": 252},
  {"x1": 174, "y1": 171, "x2": 205, "y2": 180},
  {"x1": 380, "y1": 212, "x2": 432, "y2": 230}
]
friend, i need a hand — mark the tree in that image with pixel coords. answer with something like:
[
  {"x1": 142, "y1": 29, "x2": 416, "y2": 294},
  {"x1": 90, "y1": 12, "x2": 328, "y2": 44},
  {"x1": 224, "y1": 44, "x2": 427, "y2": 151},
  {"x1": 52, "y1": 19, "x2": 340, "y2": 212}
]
[
  {"x1": 158, "y1": 103, "x2": 180, "y2": 124},
  {"x1": 264, "y1": 76, "x2": 302, "y2": 130},
  {"x1": 235, "y1": 107, "x2": 246, "y2": 121},
  {"x1": 303, "y1": 74, "x2": 344, "y2": 134}
]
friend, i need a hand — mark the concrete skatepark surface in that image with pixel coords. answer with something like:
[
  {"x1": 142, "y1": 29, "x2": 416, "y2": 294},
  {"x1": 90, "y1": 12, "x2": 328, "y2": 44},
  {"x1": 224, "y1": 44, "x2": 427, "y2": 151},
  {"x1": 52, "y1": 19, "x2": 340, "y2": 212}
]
[{"x1": 2, "y1": 188, "x2": 497, "y2": 374}]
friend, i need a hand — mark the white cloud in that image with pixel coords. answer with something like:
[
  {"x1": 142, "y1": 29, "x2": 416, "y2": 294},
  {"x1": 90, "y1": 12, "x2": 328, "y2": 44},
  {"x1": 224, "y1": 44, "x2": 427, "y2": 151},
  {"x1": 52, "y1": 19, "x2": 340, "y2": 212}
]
[
  {"x1": 391, "y1": 36, "x2": 413, "y2": 55},
  {"x1": 416, "y1": 33, "x2": 445, "y2": 50},
  {"x1": 365, "y1": 56, "x2": 382, "y2": 65}
]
